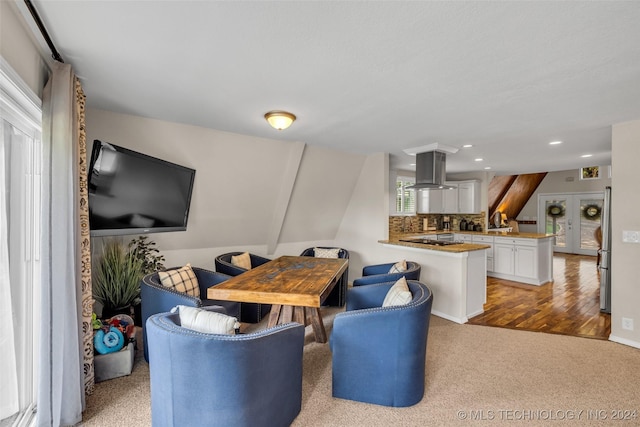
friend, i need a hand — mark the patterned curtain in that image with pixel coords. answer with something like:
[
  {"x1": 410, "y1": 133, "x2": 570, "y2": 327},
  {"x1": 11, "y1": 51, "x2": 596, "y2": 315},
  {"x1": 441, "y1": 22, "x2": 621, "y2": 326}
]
[
  {"x1": 38, "y1": 61, "x2": 92, "y2": 426},
  {"x1": 75, "y1": 77, "x2": 94, "y2": 395}
]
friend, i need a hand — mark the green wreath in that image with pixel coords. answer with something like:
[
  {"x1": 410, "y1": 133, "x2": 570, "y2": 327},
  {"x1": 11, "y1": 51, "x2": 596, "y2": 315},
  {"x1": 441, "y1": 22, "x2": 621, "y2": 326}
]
[
  {"x1": 547, "y1": 204, "x2": 565, "y2": 218},
  {"x1": 583, "y1": 204, "x2": 601, "y2": 221}
]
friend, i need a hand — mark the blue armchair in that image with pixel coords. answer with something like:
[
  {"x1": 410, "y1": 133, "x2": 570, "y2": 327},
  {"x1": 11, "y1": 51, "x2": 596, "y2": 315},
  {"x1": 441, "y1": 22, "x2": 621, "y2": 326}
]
[
  {"x1": 352, "y1": 261, "x2": 421, "y2": 286},
  {"x1": 146, "y1": 312, "x2": 305, "y2": 427},
  {"x1": 214, "y1": 252, "x2": 272, "y2": 323},
  {"x1": 299, "y1": 247, "x2": 349, "y2": 307},
  {"x1": 140, "y1": 266, "x2": 241, "y2": 362},
  {"x1": 330, "y1": 280, "x2": 433, "y2": 407}
]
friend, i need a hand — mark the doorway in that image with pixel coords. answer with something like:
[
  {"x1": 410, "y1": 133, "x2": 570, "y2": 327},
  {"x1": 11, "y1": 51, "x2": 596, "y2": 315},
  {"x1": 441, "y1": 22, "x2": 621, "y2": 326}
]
[{"x1": 538, "y1": 192, "x2": 603, "y2": 255}]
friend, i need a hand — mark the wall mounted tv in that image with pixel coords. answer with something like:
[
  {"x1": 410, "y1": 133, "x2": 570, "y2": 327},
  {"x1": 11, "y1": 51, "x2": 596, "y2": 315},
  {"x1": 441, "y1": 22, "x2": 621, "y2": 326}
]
[{"x1": 88, "y1": 139, "x2": 196, "y2": 236}]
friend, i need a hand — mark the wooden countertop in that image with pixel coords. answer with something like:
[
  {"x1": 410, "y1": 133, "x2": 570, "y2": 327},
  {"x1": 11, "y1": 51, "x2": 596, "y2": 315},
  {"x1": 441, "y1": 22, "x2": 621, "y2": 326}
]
[
  {"x1": 391, "y1": 230, "x2": 555, "y2": 239},
  {"x1": 379, "y1": 238, "x2": 490, "y2": 253}
]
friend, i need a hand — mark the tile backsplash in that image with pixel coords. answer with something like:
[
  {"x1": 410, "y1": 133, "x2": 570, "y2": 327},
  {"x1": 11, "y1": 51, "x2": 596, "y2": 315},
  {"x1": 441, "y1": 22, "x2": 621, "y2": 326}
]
[{"x1": 389, "y1": 213, "x2": 486, "y2": 235}]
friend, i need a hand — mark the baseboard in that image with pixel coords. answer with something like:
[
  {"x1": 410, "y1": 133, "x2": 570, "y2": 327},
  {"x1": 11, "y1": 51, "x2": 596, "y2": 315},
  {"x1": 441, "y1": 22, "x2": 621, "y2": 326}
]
[
  {"x1": 432, "y1": 310, "x2": 466, "y2": 324},
  {"x1": 609, "y1": 334, "x2": 640, "y2": 349}
]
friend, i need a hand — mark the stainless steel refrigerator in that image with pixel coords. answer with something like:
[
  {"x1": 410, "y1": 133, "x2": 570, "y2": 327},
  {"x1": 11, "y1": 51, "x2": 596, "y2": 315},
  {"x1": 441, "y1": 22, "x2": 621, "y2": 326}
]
[{"x1": 600, "y1": 186, "x2": 612, "y2": 313}]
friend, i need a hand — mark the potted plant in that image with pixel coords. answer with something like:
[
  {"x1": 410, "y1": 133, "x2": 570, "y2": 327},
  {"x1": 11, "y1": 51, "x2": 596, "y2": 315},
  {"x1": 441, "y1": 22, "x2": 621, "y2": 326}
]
[
  {"x1": 93, "y1": 239, "x2": 145, "y2": 320},
  {"x1": 128, "y1": 235, "x2": 165, "y2": 324}
]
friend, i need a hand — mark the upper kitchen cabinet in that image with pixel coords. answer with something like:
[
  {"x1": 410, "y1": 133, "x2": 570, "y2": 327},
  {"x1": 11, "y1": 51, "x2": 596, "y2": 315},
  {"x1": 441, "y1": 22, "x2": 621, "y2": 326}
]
[
  {"x1": 416, "y1": 183, "x2": 457, "y2": 213},
  {"x1": 417, "y1": 180, "x2": 480, "y2": 214},
  {"x1": 458, "y1": 180, "x2": 481, "y2": 213}
]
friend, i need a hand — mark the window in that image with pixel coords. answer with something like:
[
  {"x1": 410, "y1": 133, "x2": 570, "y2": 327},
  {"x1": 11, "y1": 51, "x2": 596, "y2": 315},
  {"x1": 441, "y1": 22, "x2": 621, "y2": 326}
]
[
  {"x1": 1, "y1": 57, "x2": 42, "y2": 427},
  {"x1": 396, "y1": 176, "x2": 416, "y2": 214}
]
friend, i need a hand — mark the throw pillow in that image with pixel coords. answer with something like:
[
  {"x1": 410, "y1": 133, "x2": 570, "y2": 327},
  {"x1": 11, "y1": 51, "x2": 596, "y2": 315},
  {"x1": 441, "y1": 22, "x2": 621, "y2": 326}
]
[
  {"x1": 382, "y1": 277, "x2": 413, "y2": 307},
  {"x1": 388, "y1": 260, "x2": 408, "y2": 274},
  {"x1": 158, "y1": 263, "x2": 199, "y2": 296},
  {"x1": 313, "y1": 247, "x2": 340, "y2": 258},
  {"x1": 231, "y1": 252, "x2": 252, "y2": 270},
  {"x1": 175, "y1": 305, "x2": 240, "y2": 335}
]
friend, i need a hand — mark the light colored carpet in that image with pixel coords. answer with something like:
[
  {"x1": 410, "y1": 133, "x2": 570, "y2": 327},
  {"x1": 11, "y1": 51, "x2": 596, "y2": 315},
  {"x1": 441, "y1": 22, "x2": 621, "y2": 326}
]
[{"x1": 81, "y1": 309, "x2": 640, "y2": 426}]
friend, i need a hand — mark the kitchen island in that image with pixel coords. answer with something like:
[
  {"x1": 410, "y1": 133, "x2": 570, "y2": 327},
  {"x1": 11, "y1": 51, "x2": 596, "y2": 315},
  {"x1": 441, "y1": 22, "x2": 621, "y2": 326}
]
[
  {"x1": 378, "y1": 235, "x2": 489, "y2": 324},
  {"x1": 379, "y1": 229, "x2": 555, "y2": 323}
]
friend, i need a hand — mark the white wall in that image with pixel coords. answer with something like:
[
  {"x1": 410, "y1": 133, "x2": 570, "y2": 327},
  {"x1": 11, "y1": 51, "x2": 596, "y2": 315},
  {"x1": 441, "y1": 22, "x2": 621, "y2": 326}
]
[
  {"x1": 85, "y1": 108, "x2": 367, "y2": 269},
  {"x1": 0, "y1": 1, "x2": 49, "y2": 95},
  {"x1": 610, "y1": 119, "x2": 640, "y2": 347}
]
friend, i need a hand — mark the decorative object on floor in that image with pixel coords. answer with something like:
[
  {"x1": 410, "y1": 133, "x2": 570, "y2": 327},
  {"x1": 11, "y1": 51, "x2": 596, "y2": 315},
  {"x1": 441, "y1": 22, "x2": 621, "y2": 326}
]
[
  {"x1": 264, "y1": 110, "x2": 296, "y2": 130},
  {"x1": 140, "y1": 266, "x2": 241, "y2": 362},
  {"x1": 352, "y1": 260, "x2": 421, "y2": 287},
  {"x1": 92, "y1": 313, "x2": 137, "y2": 382},
  {"x1": 146, "y1": 311, "x2": 305, "y2": 427},
  {"x1": 330, "y1": 280, "x2": 433, "y2": 407},
  {"x1": 299, "y1": 247, "x2": 349, "y2": 307},
  {"x1": 214, "y1": 252, "x2": 272, "y2": 323},
  {"x1": 92, "y1": 239, "x2": 144, "y2": 320}
]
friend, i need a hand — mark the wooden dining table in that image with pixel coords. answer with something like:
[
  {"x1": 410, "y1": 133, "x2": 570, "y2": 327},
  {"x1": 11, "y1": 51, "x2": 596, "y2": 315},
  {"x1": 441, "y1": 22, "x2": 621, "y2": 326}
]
[{"x1": 207, "y1": 255, "x2": 348, "y2": 343}]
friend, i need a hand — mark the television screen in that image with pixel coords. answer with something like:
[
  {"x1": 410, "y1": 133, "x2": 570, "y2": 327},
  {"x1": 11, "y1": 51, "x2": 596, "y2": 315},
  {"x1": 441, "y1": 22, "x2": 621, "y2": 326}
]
[{"x1": 88, "y1": 139, "x2": 196, "y2": 236}]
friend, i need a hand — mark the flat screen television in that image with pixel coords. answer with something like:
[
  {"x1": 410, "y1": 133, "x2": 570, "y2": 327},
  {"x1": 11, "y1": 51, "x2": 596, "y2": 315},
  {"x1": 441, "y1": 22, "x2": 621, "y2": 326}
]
[{"x1": 88, "y1": 139, "x2": 196, "y2": 236}]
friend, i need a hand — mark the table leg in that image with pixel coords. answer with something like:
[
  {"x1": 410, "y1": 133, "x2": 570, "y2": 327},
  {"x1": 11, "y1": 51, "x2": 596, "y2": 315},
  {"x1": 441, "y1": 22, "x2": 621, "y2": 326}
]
[
  {"x1": 267, "y1": 304, "x2": 282, "y2": 328},
  {"x1": 293, "y1": 306, "x2": 306, "y2": 325},
  {"x1": 308, "y1": 307, "x2": 327, "y2": 343}
]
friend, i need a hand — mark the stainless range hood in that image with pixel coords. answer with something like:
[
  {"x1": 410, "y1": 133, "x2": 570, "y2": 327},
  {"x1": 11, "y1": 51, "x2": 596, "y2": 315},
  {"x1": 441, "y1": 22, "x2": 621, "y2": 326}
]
[{"x1": 406, "y1": 151, "x2": 454, "y2": 190}]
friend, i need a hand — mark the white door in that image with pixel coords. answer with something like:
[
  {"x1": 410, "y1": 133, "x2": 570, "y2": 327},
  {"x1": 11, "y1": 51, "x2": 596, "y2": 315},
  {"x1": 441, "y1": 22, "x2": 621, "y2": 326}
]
[{"x1": 538, "y1": 192, "x2": 603, "y2": 255}]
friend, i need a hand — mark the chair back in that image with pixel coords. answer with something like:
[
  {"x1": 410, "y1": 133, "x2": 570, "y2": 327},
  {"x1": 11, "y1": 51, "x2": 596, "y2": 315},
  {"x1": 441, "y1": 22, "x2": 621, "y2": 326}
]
[
  {"x1": 140, "y1": 266, "x2": 240, "y2": 362},
  {"x1": 146, "y1": 312, "x2": 304, "y2": 427},
  {"x1": 299, "y1": 247, "x2": 349, "y2": 306},
  {"x1": 354, "y1": 261, "x2": 421, "y2": 286},
  {"x1": 213, "y1": 252, "x2": 272, "y2": 323},
  {"x1": 330, "y1": 280, "x2": 433, "y2": 407}
]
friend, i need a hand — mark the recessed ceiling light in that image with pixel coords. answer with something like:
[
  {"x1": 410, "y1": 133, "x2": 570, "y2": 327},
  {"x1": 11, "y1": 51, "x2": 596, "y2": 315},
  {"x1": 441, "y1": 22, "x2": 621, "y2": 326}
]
[
  {"x1": 462, "y1": 144, "x2": 473, "y2": 148},
  {"x1": 409, "y1": 163, "x2": 416, "y2": 166},
  {"x1": 474, "y1": 158, "x2": 483, "y2": 162},
  {"x1": 484, "y1": 166, "x2": 492, "y2": 170},
  {"x1": 549, "y1": 141, "x2": 563, "y2": 145},
  {"x1": 581, "y1": 154, "x2": 593, "y2": 158}
]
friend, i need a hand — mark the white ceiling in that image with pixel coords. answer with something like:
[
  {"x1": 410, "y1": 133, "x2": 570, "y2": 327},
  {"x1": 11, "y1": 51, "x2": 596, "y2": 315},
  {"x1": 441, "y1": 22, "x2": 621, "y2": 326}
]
[{"x1": 27, "y1": 1, "x2": 640, "y2": 175}]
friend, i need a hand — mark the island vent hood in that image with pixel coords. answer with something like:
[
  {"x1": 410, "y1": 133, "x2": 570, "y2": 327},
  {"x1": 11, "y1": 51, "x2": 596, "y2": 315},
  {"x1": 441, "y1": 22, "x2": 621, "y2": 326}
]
[{"x1": 406, "y1": 151, "x2": 455, "y2": 190}]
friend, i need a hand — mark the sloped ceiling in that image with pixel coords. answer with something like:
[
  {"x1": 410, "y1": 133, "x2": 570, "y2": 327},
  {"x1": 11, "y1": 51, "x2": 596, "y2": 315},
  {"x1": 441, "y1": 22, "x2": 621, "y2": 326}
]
[{"x1": 24, "y1": 1, "x2": 640, "y2": 174}]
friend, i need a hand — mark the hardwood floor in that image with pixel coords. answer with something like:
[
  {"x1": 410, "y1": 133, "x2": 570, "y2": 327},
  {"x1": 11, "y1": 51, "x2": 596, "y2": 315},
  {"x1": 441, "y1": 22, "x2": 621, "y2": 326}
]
[{"x1": 468, "y1": 253, "x2": 611, "y2": 339}]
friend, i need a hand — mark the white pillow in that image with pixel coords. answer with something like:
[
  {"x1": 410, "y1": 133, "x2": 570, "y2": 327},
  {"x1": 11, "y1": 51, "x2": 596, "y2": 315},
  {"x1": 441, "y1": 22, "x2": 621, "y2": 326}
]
[
  {"x1": 231, "y1": 252, "x2": 252, "y2": 270},
  {"x1": 175, "y1": 305, "x2": 240, "y2": 335},
  {"x1": 388, "y1": 260, "x2": 408, "y2": 274},
  {"x1": 314, "y1": 247, "x2": 340, "y2": 258},
  {"x1": 382, "y1": 277, "x2": 413, "y2": 307}
]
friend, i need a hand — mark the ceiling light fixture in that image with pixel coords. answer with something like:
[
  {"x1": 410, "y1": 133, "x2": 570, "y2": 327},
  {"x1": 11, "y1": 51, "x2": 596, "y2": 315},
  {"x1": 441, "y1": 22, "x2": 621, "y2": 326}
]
[
  {"x1": 264, "y1": 111, "x2": 296, "y2": 130},
  {"x1": 475, "y1": 158, "x2": 483, "y2": 162},
  {"x1": 581, "y1": 154, "x2": 593, "y2": 158},
  {"x1": 462, "y1": 144, "x2": 473, "y2": 148},
  {"x1": 549, "y1": 141, "x2": 563, "y2": 145}
]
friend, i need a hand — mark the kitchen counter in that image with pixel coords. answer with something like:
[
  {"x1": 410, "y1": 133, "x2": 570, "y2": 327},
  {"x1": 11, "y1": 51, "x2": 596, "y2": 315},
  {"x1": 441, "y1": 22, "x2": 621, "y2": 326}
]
[
  {"x1": 378, "y1": 235, "x2": 488, "y2": 325},
  {"x1": 379, "y1": 237, "x2": 489, "y2": 253},
  {"x1": 390, "y1": 230, "x2": 555, "y2": 240}
]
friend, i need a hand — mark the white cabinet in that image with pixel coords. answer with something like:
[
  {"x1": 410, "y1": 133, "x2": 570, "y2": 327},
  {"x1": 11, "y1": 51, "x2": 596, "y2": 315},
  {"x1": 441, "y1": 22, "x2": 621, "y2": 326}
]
[
  {"x1": 489, "y1": 236, "x2": 553, "y2": 285},
  {"x1": 454, "y1": 233, "x2": 473, "y2": 243},
  {"x1": 418, "y1": 180, "x2": 479, "y2": 214},
  {"x1": 473, "y1": 235, "x2": 494, "y2": 272},
  {"x1": 442, "y1": 184, "x2": 459, "y2": 213},
  {"x1": 457, "y1": 180, "x2": 480, "y2": 213},
  {"x1": 417, "y1": 184, "x2": 458, "y2": 214}
]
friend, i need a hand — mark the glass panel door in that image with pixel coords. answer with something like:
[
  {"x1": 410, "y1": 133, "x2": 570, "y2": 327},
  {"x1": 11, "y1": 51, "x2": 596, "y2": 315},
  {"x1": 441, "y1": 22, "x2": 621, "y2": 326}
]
[
  {"x1": 540, "y1": 195, "x2": 570, "y2": 253},
  {"x1": 538, "y1": 192, "x2": 603, "y2": 255}
]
